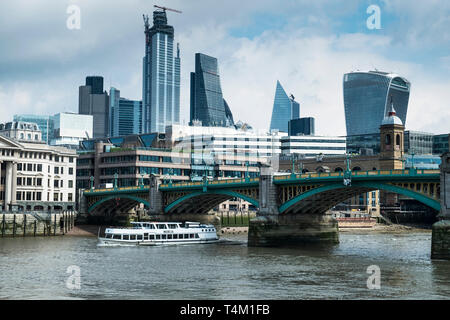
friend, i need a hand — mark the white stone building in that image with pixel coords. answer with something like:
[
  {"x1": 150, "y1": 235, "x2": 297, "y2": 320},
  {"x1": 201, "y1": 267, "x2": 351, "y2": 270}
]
[{"x1": 0, "y1": 135, "x2": 77, "y2": 212}]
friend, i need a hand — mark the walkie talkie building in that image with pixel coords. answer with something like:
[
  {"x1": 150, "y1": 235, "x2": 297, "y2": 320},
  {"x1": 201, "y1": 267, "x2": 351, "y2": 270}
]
[{"x1": 343, "y1": 70, "x2": 410, "y2": 136}]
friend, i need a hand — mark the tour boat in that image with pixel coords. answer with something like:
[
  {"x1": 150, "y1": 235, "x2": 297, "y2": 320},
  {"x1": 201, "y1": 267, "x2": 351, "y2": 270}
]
[{"x1": 97, "y1": 221, "x2": 219, "y2": 246}]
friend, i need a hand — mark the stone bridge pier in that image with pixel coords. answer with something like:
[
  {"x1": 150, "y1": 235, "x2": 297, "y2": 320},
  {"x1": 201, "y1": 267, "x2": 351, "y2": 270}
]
[
  {"x1": 431, "y1": 152, "x2": 450, "y2": 259},
  {"x1": 248, "y1": 165, "x2": 339, "y2": 247}
]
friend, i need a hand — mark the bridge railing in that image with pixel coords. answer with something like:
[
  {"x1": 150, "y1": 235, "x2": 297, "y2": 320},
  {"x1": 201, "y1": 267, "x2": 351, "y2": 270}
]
[
  {"x1": 160, "y1": 177, "x2": 259, "y2": 189},
  {"x1": 273, "y1": 169, "x2": 440, "y2": 181}
]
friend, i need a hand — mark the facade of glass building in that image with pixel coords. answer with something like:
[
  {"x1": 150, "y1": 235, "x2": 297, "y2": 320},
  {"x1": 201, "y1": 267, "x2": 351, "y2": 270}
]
[
  {"x1": 343, "y1": 71, "x2": 410, "y2": 136},
  {"x1": 433, "y1": 133, "x2": 450, "y2": 155},
  {"x1": 288, "y1": 117, "x2": 315, "y2": 136},
  {"x1": 142, "y1": 10, "x2": 180, "y2": 133},
  {"x1": 109, "y1": 87, "x2": 142, "y2": 137},
  {"x1": 13, "y1": 114, "x2": 53, "y2": 144},
  {"x1": 190, "y1": 53, "x2": 234, "y2": 127},
  {"x1": 346, "y1": 133, "x2": 380, "y2": 155},
  {"x1": 269, "y1": 81, "x2": 300, "y2": 133},
  {"x1": 404, "y1": 130, "x2": 434, "y2": 155},
  {"x1": 86, "y1": 76, "x2": 104, "y2": 95}
]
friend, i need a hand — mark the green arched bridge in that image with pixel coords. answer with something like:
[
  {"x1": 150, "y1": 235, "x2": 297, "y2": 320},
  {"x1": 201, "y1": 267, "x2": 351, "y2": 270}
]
[{"x1": 82, "y1": 168, "x2": 441, "y2": 216}]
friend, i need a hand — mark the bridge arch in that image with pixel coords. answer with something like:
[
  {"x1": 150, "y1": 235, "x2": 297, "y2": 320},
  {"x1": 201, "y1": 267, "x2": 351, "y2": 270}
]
[
  {"x1": 279, "y1": 181, "x2": 440, "y2": 214},
  {"x1": 164, "y1": 190, "x2": 259, "y2": 214},
  {"x1": 88, "y1": 195, "x2": 150, "y2": 213}
]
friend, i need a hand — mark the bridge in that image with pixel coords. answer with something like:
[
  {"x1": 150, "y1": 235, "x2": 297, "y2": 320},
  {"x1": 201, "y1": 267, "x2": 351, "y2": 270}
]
[
  {"x1": 83, "y1": 168, "x2": 441, "y2": 215},
  {"x1": 81, "y1": 167, "x2": 443, "y2": 241}
]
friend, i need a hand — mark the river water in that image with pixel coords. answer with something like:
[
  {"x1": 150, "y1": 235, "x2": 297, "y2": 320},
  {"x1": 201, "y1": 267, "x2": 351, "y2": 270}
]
[{"x1": 0, "y1": 231, "x2": 449, "y2": 300}]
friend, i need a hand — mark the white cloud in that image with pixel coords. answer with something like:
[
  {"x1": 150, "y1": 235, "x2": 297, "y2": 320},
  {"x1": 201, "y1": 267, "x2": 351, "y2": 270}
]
[{"x1": 0, "y1": 0, "x2": 448, "y2": 137}]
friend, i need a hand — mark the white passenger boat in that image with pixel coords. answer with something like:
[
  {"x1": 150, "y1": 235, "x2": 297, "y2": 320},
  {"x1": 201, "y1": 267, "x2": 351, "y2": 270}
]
[{"x1": 97, "y1": 221, "x2": 219, "y2": 246}]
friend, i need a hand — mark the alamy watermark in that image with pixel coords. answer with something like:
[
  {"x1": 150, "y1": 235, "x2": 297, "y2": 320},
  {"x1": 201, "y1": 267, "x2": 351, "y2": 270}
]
[
  {"x1": 66, "y1": 265, "x2": 81, "y2": 290},
  {"x1": 66, "y1": 4, "x2": 81, "y2": 30},
  {"x1": 366, "y1": 265, "x2": 381, "y2": 289},
  {"x1": 366, "y1": 4, "x2": 381, "y2": 30}
]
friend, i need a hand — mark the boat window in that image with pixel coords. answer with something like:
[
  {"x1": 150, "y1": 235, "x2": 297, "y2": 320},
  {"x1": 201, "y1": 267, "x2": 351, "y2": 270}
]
[
  {"x1": 156, "y1": 235, "x2": 161, "y2": 239},
  {"x1": 157, "y1": 224, "x2": 167, "y2": 229},
  {"x1": 189, "y1": 234, "x2": 194, "y2": 239},
  {"x1": 113, "y1": 234, "x2": 121, "y2": 240},
  {"x1": 184, "y1": 234, "x2": 189, "y2": 239},
  {"x1": 168, "y1": 224, "x2": 177, "y2": 229},
  {"x1": 161, "y1": 234, "x2": 167, "y2": 240},
  {"x1": 130, "y1": 235, "x2": 136, "y2": 240},
  {"x1": 149, "y1": 224, "x2": 155, "y2": 229},
  {"x1": 106, "y1": 234, "x2": 112, "y2": 239},
  {"x1": 123, "y1": 234, "x2": 130, "y2": 240},
  {"x1": 173, "y1": 234, "x2": 178, "y2": 239},
  {"x1": 195, "y1": 233, "x2": 199, "y2": 238},
  {"x1": 149, "y1": 234, "x2": 155, "y2": 240},
  {"x1": 144, "y1": 233, "x2": 149, "y2": 240},
  {"x1": 137, "y1": 235, "x2": 143, "y2": 240},
  {"x1": 167, "y1": 234, "x2": 172, "y2": 239}
]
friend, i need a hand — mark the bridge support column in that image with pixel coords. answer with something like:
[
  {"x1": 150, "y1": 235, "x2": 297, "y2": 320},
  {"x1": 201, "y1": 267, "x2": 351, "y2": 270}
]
[
  {"x1": 249, "y1": 214, "x2": 339, "y2": 247},
  {"x1": 249, "y1": 165, "x2": 339, "y2": 246},
  {"x1": 432, "y1": 152, "x2": 450, "y2": 260},
  {"x1": 148, "y1": 174, "x2": 164, "y2": 215}
]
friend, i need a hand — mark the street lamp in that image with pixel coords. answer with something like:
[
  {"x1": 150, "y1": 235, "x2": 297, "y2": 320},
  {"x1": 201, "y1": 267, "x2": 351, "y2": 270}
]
[{"x1": 114, "y1": 172, "x2": 118, "y2": 189}]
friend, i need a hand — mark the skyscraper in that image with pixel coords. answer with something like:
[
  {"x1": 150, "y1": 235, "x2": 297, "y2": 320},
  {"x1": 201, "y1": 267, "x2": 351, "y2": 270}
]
[
  {"x1": 190, "y1": 53, "x2": 234, "y2": 127},
  {"x1": 269, "y1": 81, "x2": 300, "y2": 133},
  {"x1": 78, "y1": 76, "x2": 109, "y2": 139},
  {"x1": 109, "y1": 87, "x2": 142, "y2": 137},
  {"x1": 142, "y1": 9, "x2": 180, "y2": 133},
  {"x1": 343, "y1": 70, "x2": 410, "y2": 136}
]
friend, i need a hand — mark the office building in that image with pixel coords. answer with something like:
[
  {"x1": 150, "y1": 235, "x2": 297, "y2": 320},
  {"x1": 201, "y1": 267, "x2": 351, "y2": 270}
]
[
  {"x1": 280, "y1": 135, "x2": 346, "y2": 157},
  {"x1": 85, "y1": 76, "x2": 104, "y2": 94},
  {"x1": 142, "y1": 9, "x2": 180, "y2": 133},
  {"x1": 190, "y1": 53, "x2": 234, "y2": 127},
  {"x1": 78, "y1": 76, "x2": 109, "y2": 139},
  {"x1": 289, "y1": 117, "x2": 315, "y2": 136},
  {"x1": 13, "y1": 115, "x2": 53, "y2": 144},
  {"x1": 50, "y1": 113, "x2": 93, "y2": 149},
  {"x1": 404, "y1": 131, "x2": 433, "y2": 155},
  {"x1": 109, "y1": 87, "x2": 142, "y2": 137},
  {"x1": 433, "y1": 133, "x2": 450, "y2": 155},
  {"x1": 343, "y1": 70, "x2": 410, "y2": 136},
  {"x1": 0, "y1": 121, "x2": 42, "y2": 142},
  {"x1": 0, "y1": 134, "x2": 77, "y2": 212},
  {"x1": 269, "y1": 81, "x2": 300, "y2": 133},
  {"x1": 346, "y1": 133, "x2": 380, "y2": 155}
]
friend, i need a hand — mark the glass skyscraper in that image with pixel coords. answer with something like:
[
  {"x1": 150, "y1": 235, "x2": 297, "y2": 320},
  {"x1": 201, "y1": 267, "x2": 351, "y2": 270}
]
[
  {"x1": 343, "y1": 70, "x2": 410, "y2": 136},
  {"x1": 190, "y1": 53, "x2": 234, "y2": 127},
  {"x1": 142, "y1": 9, "x2": 180, "y2": 133},
  {"x1": 269, "y1": 81, "x2": 300, "y2": 133},
  {"x1": 109, "y1": 87, "x2": 142, "y2": 137}
]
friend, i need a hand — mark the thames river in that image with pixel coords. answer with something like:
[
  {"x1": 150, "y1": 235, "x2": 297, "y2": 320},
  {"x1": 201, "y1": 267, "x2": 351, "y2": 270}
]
[{"x1": 0, "y1": 231, "x2": 449, "y2": 299}]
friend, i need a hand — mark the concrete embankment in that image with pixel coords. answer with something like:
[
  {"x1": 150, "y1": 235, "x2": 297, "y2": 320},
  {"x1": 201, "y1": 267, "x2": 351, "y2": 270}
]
[{"x1": 0, "y1": 212, "x2": 76, "y2": 237}]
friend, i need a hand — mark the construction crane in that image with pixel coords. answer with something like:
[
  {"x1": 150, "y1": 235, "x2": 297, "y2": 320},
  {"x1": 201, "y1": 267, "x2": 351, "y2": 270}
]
[{"x1": 154, "y1": 5, "x2": 182, "y2": 14}]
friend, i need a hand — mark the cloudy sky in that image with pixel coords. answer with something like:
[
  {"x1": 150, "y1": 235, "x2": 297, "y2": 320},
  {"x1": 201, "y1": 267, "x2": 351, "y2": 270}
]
[{"x1": 0, "y1": 0, "x2": 449, "y2": 135}]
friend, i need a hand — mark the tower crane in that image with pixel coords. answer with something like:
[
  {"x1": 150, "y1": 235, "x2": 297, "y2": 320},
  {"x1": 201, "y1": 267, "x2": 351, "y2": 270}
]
[{"x1": 153, "y1": 5, "x2": 182, "y2": 14}]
